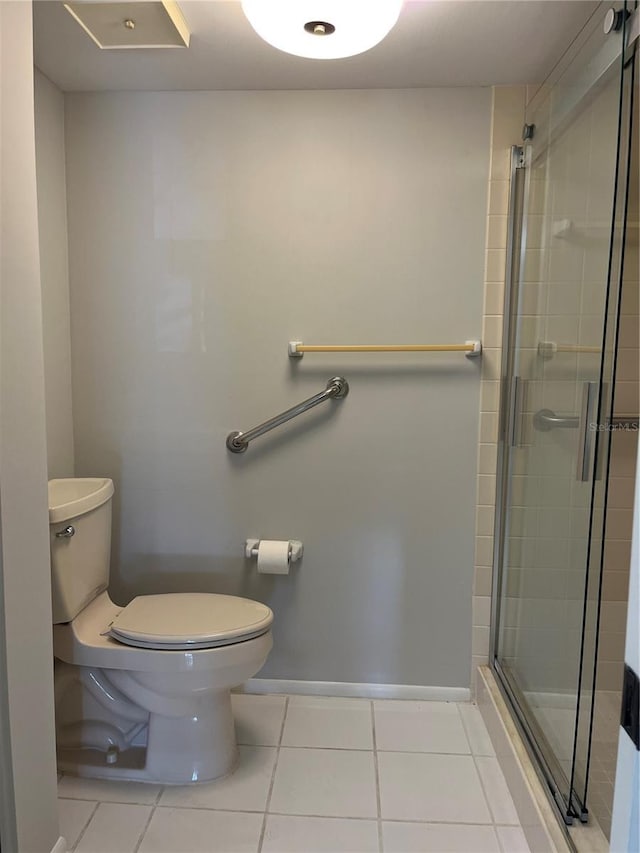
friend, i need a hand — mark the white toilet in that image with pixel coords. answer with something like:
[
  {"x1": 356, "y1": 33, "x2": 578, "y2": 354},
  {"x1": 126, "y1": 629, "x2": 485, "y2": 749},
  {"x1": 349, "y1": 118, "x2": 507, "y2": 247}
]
[{"x1": 50, "y1": 478, "x2": 273, "y2": 784}]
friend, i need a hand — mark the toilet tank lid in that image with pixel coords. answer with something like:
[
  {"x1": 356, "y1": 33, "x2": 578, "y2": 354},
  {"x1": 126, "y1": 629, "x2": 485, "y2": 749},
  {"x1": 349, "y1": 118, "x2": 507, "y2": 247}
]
[
  {"x1": 48, "y1": 478, "x2": 114, "y2": 523},
  {"x1": 108, "y1": 593, "x2": 273, "y2": 648}
]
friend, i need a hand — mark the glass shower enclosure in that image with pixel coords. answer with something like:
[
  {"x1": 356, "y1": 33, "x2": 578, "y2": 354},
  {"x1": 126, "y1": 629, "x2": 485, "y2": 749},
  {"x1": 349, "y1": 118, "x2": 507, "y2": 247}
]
[{"x1": 491, "y1": 2, "x2": 637, "y2": 828}]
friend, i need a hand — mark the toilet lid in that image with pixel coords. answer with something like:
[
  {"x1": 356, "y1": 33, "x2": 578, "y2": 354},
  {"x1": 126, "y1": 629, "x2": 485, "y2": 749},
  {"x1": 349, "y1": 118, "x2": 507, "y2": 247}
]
[{"x1": 108, "y1": 593, "x2": 273, "y2": 650}]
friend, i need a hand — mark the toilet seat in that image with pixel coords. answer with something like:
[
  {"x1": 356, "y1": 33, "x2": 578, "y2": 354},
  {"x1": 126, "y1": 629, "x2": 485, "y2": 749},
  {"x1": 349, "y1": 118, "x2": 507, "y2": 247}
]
[{"x1": 108, "y1": 592, "x2": 273, "y2": 650}]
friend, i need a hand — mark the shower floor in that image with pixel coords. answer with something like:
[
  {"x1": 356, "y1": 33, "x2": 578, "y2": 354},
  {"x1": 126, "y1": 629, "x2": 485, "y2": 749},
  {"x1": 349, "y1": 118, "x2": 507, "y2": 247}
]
[
  {"x1": 588, "y1": 690, "x2": 621, "y2": 839},
  {"x1": 56, "y1": 693, "x2": 531, "y2": 853},
  {"x1": 528, "y1": 689, "x2": 620, "y2": 839}
]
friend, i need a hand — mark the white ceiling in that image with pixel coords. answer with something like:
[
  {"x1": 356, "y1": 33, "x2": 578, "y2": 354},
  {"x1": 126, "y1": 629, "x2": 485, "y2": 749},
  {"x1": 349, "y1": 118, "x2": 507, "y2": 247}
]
[{"x1": 34, "y1": 0, "x2": 600, "y2": 92}]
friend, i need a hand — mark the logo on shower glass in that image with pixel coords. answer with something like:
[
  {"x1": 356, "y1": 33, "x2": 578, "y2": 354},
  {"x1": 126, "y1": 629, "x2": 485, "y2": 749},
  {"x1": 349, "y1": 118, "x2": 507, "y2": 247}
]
[{"x1": 589, "y1": 421, "x2": 639, "y2": 432}]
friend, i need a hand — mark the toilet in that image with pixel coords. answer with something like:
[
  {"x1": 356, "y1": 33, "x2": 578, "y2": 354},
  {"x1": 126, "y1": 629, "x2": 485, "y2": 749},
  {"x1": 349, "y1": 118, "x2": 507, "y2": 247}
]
[{"x1": 50, "y1": 478, "x2": 273, "y2": 784}]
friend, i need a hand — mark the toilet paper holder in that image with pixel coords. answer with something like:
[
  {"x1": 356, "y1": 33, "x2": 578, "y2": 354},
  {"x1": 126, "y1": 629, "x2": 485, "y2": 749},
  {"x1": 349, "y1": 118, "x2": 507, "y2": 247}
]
[{"x1": 245, "y1": 539, "x2": 304, "y2": 563}]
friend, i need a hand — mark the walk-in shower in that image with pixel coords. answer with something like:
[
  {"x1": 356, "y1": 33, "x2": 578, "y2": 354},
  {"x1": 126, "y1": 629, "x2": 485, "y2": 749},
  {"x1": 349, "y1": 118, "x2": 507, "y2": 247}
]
[{"x1": 491, "y1": 2, "x2": 638, "y2": 840}]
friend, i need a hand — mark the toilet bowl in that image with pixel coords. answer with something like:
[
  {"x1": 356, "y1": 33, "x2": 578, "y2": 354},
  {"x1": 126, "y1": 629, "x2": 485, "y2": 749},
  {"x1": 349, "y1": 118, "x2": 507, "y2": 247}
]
[{"x1": 49, "y1": 478, "x2": 273, "y2": 784}]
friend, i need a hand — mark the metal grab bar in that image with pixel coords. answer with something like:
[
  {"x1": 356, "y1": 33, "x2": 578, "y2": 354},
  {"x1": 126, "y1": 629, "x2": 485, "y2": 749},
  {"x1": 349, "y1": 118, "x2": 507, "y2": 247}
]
[
  {"x1": 226, "y1": 377, "x2": 349, "y2": 454},
  {"x1": 534, "y1": 409, "x2": 639, "y2": 432}
]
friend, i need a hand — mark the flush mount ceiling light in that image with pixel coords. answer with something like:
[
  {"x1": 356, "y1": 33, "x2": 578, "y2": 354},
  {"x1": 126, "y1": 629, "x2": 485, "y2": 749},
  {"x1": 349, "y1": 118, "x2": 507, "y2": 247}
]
[{"x1": 240, "y1": 0, "x2": 404, "y2": 60}]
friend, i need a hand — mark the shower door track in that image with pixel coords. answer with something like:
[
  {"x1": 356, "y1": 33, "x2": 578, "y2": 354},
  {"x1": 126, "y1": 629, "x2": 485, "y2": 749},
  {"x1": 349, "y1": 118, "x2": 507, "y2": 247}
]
[{"x1": 493, "y1": 660, "x2": 586, "y2": 829}]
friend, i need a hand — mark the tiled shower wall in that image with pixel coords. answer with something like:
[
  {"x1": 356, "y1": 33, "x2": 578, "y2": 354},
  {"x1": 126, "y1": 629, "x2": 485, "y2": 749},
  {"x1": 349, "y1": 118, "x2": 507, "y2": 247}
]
[
  {"x1": 589, "y1": 99, "x2": 639, "y2": 837},
  {"x1": 472, "y1": 86, "x2": 527, "y2": 680},
  {"x1": 597, "y1": 107, "x2": 639, "y2": 696},
  {"x1": 597, "y1": 289, "x2": 638, "y2": 693}
]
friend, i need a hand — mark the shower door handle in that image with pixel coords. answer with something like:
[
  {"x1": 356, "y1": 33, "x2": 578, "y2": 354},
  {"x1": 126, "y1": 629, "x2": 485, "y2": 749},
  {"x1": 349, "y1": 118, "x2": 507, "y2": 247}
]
[
  {"x1": 533, "y1": 410, "x2": 580, "y2": 430},
  {"x1": 510, "y1": 376, "x2": 527, "y2": 447},
  {"x1": 576, "y1": 382, "x2": 598, "y2": 482}
]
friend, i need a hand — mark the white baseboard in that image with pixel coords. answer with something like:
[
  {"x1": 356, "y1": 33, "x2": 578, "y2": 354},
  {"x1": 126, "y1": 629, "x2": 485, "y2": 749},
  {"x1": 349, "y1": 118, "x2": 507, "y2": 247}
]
[
  {"x1": 51, "y1": 836, "x2": 67, "y2": 853},
  {"x1": 238, "y1": 678, "x2": 470, "y2": 702}
]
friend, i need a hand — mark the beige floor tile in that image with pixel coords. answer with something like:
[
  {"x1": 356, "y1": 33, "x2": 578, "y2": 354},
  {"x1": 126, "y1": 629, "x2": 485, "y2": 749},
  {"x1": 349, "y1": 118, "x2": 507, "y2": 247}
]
[
  {"x1": 262, "y1": 814, "x2": 379, "y2": 853},
  {"x1": 269, "y1": 748, "x2": 377, "y2": 818},
  {"x1": 75, "y1": 803, "x2": 152, "y2": 853},
  {"x1": 374, "y1": 700, "x2": 470, "y2": 754},
  {"x1": 282, "y1": 696, "x2": 373, "y2": 750},
  {"x1": 138, "y1": 807, "x2": 262, "y2": 853},
  {"x1": 382, "y1": 822, "x2": 501, "y2": 853},
  {"x1": 378, "y1": 752, "x2": 491, "y2": 823}
]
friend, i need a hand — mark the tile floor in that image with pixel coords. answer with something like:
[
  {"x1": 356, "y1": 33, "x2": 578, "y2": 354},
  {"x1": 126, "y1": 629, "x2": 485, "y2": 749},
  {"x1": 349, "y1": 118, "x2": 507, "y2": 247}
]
[{"x1": 58, "y1": 694, "x2": 532, "y2": 853}]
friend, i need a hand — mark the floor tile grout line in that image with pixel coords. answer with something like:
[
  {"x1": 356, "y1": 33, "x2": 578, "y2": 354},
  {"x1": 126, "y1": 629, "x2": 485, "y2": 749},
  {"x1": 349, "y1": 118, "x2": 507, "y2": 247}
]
[
  {"x1": 133, "y1": 783, "x2": 165, "y2": 853},
  {"x1": 456, "y1": 701, "x2": 476, "y2": 754},
  {"x1": 495, "y1": 824, "x2": 532, "y2": 853},
  {"x1": 457, "y1": 701, "x2": 495, "y2": 758},
  {"x1": 225, "y1": 744, "x2": 485, "y2": 755},
  {"x1": 132, "y1": 802, "x2": 157, "y2": 853},
  {"x1": 154, "y1": 804, "x2": 266, "y2": 815},
  {"x1": 263, "y1": 813, "x2": 494, "y2": 825},
  {"x1": 457, "y1": 702, "x2": 514, "y2": 826},
  {"x1": 67, "y1": 800, "x2": 100, "y2": 852},
  {"x1": 58, "y1": 795, "x2": 161, "y2": 805},
  {"x1": 142, "y1": 803, "x2": 501, "y2": 825},
  {"x1": 495, "y1": 823, "x2": 508, "y2": 853},
  {"x1": 470, "y1": 748, "x2": 494, "y2": 820},
  {"x1": 248, "y1": 744, "x2": 380, "y2": 752},
  {"x1": 370, "y1": 699, "x2": 383, "y2": 853},
  {"x1": 471, "y1": 750, "x2": 518, "y2": 827},
  {"x1": 257, "y1": 695, "x2": 289, "y2": 853}
]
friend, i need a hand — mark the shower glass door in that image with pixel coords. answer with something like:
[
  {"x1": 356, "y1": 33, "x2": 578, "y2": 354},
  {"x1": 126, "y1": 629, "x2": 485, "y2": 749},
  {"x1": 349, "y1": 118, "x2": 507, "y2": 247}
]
[{"x1": 493, "y1": 3, "x2": 636, "y2": 822}]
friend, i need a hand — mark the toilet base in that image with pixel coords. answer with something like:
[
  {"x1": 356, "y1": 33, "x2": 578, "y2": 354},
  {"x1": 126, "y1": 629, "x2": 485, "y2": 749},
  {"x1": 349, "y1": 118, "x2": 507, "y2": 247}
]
[
  {"x1": 146, "y1": 688, "x2": 238, "y2": 783},
  {"x1": 57, "y1": 748, "x2": 240, "y2": 786},
  {"x1": 58, "y1": 689, "x2": 239, "y2": 784}
]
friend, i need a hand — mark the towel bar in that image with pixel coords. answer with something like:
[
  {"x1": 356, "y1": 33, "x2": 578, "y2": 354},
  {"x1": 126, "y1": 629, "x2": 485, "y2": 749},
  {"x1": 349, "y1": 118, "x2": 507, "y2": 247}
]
[{"x1": 288, "y1": 340, "x2": 482, "y2": 358}]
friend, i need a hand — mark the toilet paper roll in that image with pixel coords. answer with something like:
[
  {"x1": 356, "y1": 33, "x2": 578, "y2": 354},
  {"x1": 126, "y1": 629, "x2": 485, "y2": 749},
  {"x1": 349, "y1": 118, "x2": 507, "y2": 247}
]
[{"x1": 257, "y1": 540, "x2": 291, "y2": 575}]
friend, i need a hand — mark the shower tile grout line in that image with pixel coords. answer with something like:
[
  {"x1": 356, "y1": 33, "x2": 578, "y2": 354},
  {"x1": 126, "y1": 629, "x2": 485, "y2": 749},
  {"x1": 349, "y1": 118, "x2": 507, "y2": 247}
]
[{"x1": 256, "y1": 695, "x2": 289, "y2": 853}]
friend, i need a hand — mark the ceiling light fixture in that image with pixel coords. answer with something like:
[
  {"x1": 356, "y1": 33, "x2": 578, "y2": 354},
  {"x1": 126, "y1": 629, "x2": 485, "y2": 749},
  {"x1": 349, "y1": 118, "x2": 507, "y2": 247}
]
[{"x1": 240, "y1": 0, "x2": 404, "y2": 60}]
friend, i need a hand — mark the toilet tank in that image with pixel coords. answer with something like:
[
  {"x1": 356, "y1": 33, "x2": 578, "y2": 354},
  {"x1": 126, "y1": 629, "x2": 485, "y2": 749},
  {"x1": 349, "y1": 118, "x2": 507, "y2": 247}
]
[{"x1": 49, "y1": 478, "x2": 115, "y2": 624}]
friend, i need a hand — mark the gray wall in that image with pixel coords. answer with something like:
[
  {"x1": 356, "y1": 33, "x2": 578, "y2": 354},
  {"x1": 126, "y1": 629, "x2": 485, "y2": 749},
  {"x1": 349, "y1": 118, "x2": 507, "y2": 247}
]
[
  {"x1": 35, "y1": 69, "x2": 75, "y2": 479},
  {"x1": 64, "y1": 88, "x2": 491, "y2": 689},
  {"x1": 0, "y1": 5, "x2": 61, "y2": 850}
]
